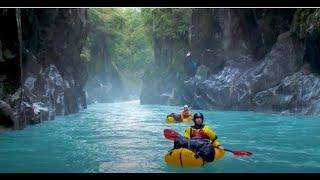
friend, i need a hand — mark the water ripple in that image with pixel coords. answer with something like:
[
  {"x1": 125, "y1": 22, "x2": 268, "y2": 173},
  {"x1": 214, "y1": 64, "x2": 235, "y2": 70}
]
[{"x1": 0, "y1": 100, "x2": 320, "y2": 172}]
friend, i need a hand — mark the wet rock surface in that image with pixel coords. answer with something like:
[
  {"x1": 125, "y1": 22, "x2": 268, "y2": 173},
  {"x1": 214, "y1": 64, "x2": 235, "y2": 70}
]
[
  {"x1": 141, "y1": 9, "x2": 320, "y2": 115},
  {"x1": 0, "y1": 9, "x2": 89, "y2": 130}
]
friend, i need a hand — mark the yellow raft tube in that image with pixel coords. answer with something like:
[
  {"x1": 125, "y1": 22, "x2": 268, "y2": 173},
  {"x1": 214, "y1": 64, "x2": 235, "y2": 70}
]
[
  {"x1": 166, "y1": 112, "x2": 193, "y2": 124},
  {"x1": 165, "y1": 147, "x2": 225, "y2": 167},
  {"x1": 166, "y1": 116, "x2": 192, "y2": 123}
]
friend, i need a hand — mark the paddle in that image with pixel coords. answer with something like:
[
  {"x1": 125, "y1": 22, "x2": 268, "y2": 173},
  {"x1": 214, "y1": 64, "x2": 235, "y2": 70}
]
[{"x1": 163, "y1": 129, "x2": 252, "y2": 156}]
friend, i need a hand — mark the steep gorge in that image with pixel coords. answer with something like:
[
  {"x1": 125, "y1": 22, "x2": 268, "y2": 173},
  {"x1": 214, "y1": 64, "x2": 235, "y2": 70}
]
[
  {"x1": 141, "y1": 8, "x2": 320, "y2": 115},
  {"x1": 0, "y1": 8, "x2": 125, "y2": 130}
]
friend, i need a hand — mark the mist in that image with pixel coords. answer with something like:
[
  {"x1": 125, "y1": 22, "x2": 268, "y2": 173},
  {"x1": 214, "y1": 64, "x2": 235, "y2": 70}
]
[{"x1": 84, "y1": 8, "x2": 154, "y2": 103}]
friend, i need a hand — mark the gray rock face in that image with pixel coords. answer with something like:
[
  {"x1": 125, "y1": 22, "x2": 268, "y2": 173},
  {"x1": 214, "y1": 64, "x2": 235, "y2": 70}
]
[
  {"x1": 253, "y1": 70, "x2": 320, "y2": 115},
  {"x1": 0, "y1": 100, "x2": 15, "y2": 128},
  {"x1": 183, "y1": 32, "x2": 306, "y2": 112},
  {"x1": 141, "y1": 9, "x2": 320, "y2": 116},
  {"x1": 0, "y1": 9, "x2": 89, "y2": 130},
  {"x1": 22, "y1": 65, "x2": 65, "y2": 124},
  {"x1": 18, "y1": 9, "x2": 88, "y2": 127}
]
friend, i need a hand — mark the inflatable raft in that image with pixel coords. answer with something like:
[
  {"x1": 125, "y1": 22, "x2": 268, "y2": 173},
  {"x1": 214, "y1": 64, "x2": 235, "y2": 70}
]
[
  {"x1": 165, "y1": 113, "x2": 192, "y2": 124},
  {"x1": 165, "y1": 147, "x2": 225, "y2": 167}
]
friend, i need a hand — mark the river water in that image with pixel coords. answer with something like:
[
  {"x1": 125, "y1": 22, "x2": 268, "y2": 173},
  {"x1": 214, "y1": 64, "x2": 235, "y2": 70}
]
[{"x1": 0, "y1": 100, "x2": 319, "y2": 173}]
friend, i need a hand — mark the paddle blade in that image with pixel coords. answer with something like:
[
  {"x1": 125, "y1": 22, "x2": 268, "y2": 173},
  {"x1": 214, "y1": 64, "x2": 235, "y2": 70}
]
[
  {"x1": 232, "y1": 150, "x2": 253, "y2": 156},
  {"x1": 163, "y1": 129, "x2": 181, "y2": 140}
]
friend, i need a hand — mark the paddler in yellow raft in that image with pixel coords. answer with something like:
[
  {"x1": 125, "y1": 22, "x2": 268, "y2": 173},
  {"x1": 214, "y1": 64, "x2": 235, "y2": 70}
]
[
  {"x1": 166, "y1": 105, "x2": 192, "y2": 123},
  {"x1": 165, "y1": 112, "x2": 225, "y2": 167},
  {"x1": 180, "y1": 105, "x2": 192, "y2": 122},
  {"x1": 184, "y1": 112, "x2": 224, "y2": 151}
]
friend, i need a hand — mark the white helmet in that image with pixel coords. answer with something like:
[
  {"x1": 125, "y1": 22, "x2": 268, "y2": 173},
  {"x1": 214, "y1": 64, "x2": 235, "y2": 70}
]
[{"x1": 183, "y1": 105, "x2": 188, "y2": 108}]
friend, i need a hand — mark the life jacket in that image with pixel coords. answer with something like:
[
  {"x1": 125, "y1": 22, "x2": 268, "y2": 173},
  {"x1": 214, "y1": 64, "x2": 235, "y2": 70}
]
[
  {"x1": 190, "y1": 128, "x2": 211, "y2": 140},
  {"x1": 181, "y1": 110, "x2": 191, "y2": 119}
]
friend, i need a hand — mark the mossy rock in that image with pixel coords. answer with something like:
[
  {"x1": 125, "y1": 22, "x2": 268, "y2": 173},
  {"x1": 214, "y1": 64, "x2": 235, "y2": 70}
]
[{"x1": 291, "y1": 9, "x2": 320, "y2": 39}]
